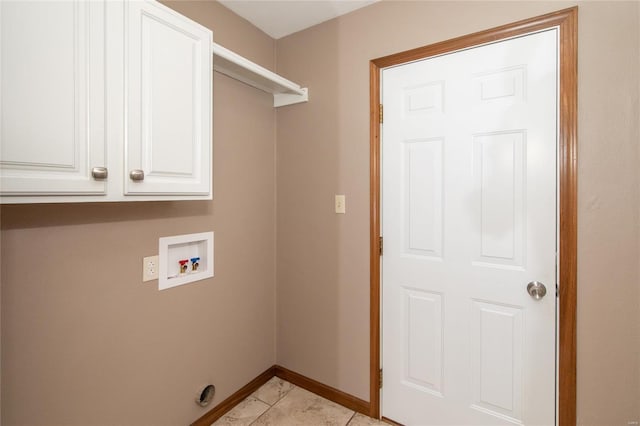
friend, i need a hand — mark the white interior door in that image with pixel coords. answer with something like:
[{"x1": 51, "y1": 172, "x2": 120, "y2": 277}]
[{"x1": 381, "y1": 29, "x2": 558, "y2": 425}]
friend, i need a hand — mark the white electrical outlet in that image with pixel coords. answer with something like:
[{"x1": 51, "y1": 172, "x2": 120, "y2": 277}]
[
  {"x1": 143, "y1": 255, "x2": 159, "y2": 281},
  {"x1": 335, "y1": 194, "x2": 346, "y2": 214}
]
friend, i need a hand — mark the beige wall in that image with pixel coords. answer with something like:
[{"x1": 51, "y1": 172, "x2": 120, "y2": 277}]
[
  {"x1": 275, "y1": 1, "x2": 640, "y2": 424},
  {"x1": 0, "y1": 1, "x2": 277, "y2": 424},
  {"x1": 2, "y1": 1, "x2": 639, "y2": 425}
]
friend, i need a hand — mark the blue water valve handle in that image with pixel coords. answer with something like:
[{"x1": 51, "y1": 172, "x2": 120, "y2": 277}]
[{"x1": 190, "y1": 257, "x2": 201, "y2": 272}]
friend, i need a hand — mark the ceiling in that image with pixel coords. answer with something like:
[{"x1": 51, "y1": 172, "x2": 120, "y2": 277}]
[{"x1": 218, "y1": 0, "x2": 379, "y2": 39}]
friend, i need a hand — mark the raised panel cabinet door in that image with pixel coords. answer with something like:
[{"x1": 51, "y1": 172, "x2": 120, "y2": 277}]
[
  {"x1": 0, "y1": 0, "x2": 107, "y2": 197},
  {"x1": 125, "y1": 0, "x2": 212, "y2": 196}
]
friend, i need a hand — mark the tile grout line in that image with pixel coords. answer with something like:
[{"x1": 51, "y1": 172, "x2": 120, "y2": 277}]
[
  {"x1": 242, "y1": 395, "x2": 270, "y2": 426},
  {"x1": 247, "y1": 396, "x2": 275, "y2": 425},
  {"x1": 345, "y1": 411, "x2": 358, "y2": 426},
  {"x1": 251, "y1": 395, "x2": 273, "y2": 407},
  {"x1": 248, "y1": 406, "x2": 270, "y2": 426},
  {"x1": 248, "y1": 381, "x2": 296, "y2": 425}
]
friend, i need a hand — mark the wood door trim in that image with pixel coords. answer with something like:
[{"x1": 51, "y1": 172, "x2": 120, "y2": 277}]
[
  {"x1": 369, "y1": 7, "x2": 578, "y2": 424},
  {"x1": 369, "y1": 57, "x2": 383, "y2": 420}
]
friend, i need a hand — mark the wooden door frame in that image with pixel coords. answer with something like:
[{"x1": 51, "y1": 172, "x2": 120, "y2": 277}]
[{"x1": 369, "y1": 7, "x2": 577, "y2": 425}]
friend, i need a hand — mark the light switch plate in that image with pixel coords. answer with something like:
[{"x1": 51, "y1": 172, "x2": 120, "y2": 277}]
[{"x1": 335, "y1": 195, "x2": 346, "y2": 214}]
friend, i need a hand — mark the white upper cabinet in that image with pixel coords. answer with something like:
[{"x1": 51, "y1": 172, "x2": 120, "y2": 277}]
[
  {"x1": 0, "y1": 0, "x2": 107, "y2": 196},
  {"x1": 125, "y1": 0, "x2": 212, "y2": 195},
  {"x1": 0, "y1": 0, "x2": 212, "y2": 203}
]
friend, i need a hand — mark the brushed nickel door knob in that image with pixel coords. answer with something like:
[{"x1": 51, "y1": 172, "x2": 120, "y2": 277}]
[{"x1": 527, "y1": 281, "x2": 547, "y2": 300}]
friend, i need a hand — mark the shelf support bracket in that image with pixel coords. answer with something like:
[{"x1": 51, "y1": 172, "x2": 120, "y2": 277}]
[{"x1": 274, "y1": 88, "x2": 309, "y2": 107}]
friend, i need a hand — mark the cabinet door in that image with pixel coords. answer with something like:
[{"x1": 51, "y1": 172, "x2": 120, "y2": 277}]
[
  {"x1": 0, "y1": 1, "x2": 107, "y2": 196},
  {"x1": 125, "y1": 0, "x2": 212, "y2": 195}
]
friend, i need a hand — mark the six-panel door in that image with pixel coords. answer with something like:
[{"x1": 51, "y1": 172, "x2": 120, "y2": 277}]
[{"x1": 382, "y1": 29, "x2": 558, "y2": 425}]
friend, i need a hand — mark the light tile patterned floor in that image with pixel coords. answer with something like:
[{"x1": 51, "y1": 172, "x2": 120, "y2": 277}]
[{"x1": 212, "y1": 377, "x2": 387, "y2": 426}]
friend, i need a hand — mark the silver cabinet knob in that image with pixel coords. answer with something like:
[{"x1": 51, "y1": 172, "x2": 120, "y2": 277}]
[
  {"x1": 527, "y1": 281, "x2": 547, "y2": 300},
  {"x1": 91, "y1": 167, "x2": 108, "y2": 179},
  {"x1": 129, "y1": 169, "x2": 145, "y2": 181}
]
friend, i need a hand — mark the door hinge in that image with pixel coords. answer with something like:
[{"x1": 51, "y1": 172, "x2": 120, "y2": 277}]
[
  {"x1": 379, "y1": 236, "x2": 383, "y2": 256},
  {"x1": 379, "y1": 368, "x2": 383, "y2": 388},
  {"x1": 556, "y1": 283, "x2": 559, "y2": 298},
  {"x1": 379, "y1": 104, "x2": 383, "y2": 124}
]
